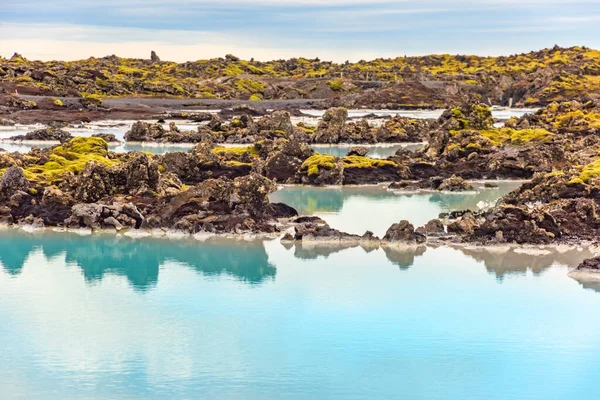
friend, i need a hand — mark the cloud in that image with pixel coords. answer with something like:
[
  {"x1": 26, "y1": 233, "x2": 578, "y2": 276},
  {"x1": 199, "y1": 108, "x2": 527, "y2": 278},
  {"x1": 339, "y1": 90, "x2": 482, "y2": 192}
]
[
  {"x1": 0, "y1": 23, "x2": 401, "y2": 62},
  {"x1": 2, "y1": 0, "x2": 600, "y2": 62}
]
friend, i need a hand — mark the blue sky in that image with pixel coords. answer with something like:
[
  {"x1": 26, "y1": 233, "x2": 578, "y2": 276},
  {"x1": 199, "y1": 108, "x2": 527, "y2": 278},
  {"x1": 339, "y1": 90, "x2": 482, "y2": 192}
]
[{"x1": 2, "y1": 0, "x2": 600, "y2": 62}]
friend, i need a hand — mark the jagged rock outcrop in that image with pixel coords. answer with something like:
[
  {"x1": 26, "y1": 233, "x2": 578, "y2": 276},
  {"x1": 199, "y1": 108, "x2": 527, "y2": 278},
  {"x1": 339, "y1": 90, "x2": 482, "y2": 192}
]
[
  {"x1": 91, "y1": 133, "x2": 119, "y2": 143},
  {"x1": 346, "y1": 146, "x2": 369, "y2": 156},
  {"x1": 416, "y1": 219, "x2": 445, "y2": 236},
  {"x1": 9, "y1": 128, "x2": 72, "y2": 142},
  {"x1": 312, "y1": 107, "x2": 348, "y2": 143},
  {"x1": 571, "y1": 258, "x2": 600, "y2": 274},
  {"x1": 438, "y1": 175, "x2": 474, "y2": 191},
  {"x1": 383, "y1": 220, "x2": 426, "y2": 244},
  {"x1": 150, "y1": 51, "x2": 161, "y2": 63},
  {"x1": 144, "y1": 173, "x2": 280, "y2": 234},
  {"x1": 260, "y1": 139, "x2": 314, "y2": 183},
  {"x1": 286, "y1": 216, "x2": 368, "y2": 242},
  {"x1": 256, "y1": 111, "x2": 295, "y2": 137},
  {"x1": 74, "y1": 153, "x2": 160, "y2": 202},
  {"x1": 65, "y1": 202, "x2": 144, "y2": 230},
  {"x1": 0, "y1": 166, "x2": 29, "y2": 200}
]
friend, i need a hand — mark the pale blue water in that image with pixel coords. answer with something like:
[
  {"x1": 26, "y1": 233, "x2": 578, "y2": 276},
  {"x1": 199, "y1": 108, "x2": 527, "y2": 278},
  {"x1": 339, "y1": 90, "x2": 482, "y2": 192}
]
[
  {"x1": 270, "y1": 182, "x2": 522, "y2": 236},
  {"x1": 1, "y1": 229, "x2": 599, "y2": 400}
]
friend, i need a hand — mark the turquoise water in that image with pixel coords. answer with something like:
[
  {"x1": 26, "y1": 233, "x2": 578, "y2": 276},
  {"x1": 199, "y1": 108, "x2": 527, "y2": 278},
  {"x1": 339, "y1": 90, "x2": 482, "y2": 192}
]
[
  {"x1": 270, "y1": 182, "x2": 522, "y2": 236},
  {"x1": 1, "y1": 229, "x2": 599, "y2": 399}
]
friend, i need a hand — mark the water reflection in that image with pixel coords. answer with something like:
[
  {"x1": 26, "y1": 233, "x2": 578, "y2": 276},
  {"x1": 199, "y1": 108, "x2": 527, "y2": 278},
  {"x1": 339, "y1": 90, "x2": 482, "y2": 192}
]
[
  {"x1": 454, "y1": 245, "x2": 596, "y2": 280},
  {"x1": 285, "y1": 241, "x2": 425, "y2": 270},
  {"x1": 0, "y1": 231, "x2": 275, "y2": 289},
  {"x1": 0, "y1": 229, "x2": 595, "y2": 290},
  {"x1": 382, "y1": 246, "x2": 427, "y2": 270},
  {"x1": 571, "y1": 278, "x2": 600, "y2": 294}
]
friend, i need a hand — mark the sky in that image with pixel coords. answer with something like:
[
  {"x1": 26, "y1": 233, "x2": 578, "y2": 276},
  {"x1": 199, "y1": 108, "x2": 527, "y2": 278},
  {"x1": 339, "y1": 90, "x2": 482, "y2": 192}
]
[{"x1": 1, "y1": 0, "x2": 600, "y2": 62}]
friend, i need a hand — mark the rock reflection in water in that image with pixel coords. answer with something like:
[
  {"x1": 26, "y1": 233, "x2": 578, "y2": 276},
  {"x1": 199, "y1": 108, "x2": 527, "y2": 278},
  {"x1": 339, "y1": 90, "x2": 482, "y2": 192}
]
[
  {"x1": 571, "y1": 278, "x2": 600, "y2": 294},
  {"x1": 455, "y1": 245, "x2": 596, "y2": 281},
  {"x1": 0, "y1": 231, "x2": 275, "y2": 289},
  {"x1": 382, "y1": 246, "x2": 427, "y2": 270}
]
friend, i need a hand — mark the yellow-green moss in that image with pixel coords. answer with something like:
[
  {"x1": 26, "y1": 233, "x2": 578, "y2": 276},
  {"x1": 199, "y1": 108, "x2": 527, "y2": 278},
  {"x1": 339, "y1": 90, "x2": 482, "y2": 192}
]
[
  {"x1": 553, "y1": 110, "x2": 600, "y2": 129},
  {"x1": 24, "y1": 137, "x2": 115, "y2": 184},
  {"x1": 235, "y1": 78, "x2": 264, "y2": 94},
  {"x1": 342, "y1": 156, "x2": 397, "y2": 168},
  {"x1": 301, "y1": 154, "x2": 336, "y2": 176},
  {"x1": 224, "y1": 160, "x2": 253, "y2": 167},
  {"x1": 297, "y1": 124, "x2": 316, "y2": 135},
  {"x1": 249, "y1": 94, "x2": 261, "y2": 101},
  {"x1": 326, "y1": 79, "x2": 344, "y2": 91},
  {"x1": 479, "y1": 128, "x2": 553, "y2": 146},
  {"x1": 211, "y1": 146, "x2": 258, "y2": 157},
  {"x1": 576, "y1": 159, "x2": 600, "y2": 183},
  {"x1": 230, "y1": 119, "x2": 243, "y2": 128},
  {"x1": 509, "y1": 128, "x2": 553, "y2": 144},
  {"x1": 51, "y1": 98, "x2": 64, "y2": 107},
  {"x1": 446, "y1": 143, "x2": 463, "y2": 152}
]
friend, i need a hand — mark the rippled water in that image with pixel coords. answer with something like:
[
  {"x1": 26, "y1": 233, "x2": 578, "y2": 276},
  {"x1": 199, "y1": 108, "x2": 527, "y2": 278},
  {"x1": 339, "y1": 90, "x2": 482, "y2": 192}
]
[
  {"x1": 270, "y1": 181, "x2": 522, "y2": 236},
  {"x1": 1, "y1": 229, "x2": 599, "y2": 400}
]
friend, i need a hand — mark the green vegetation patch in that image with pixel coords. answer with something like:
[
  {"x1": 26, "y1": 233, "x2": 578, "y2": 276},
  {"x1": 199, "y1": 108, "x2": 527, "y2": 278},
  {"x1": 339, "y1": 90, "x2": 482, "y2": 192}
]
[
  {"x1": 552, "y1": 109, "x2": 600, "y2": 129},
  {"x1": 301, "y1": 154, "x2": 336, "y2": 176},
  {"x1": 24, "y1": 137, "x2": 115, "y2": 184},
  {"x1": 479, "y1": 128, "x2": 553, "y2": 146},
  {"x1": 342, "y1": 156, "x2": 397, "y2": 168},
  {"x1": 211, "y1": 146, "x2": 259, "y2": 163},
  {"x1": 575, "y1": 159, "x2": 600, "y2": 183},
  {"x1": 326, "y1": 79, "x2": 344, "y2": 91},
  {"x1": 235, "y1": 78, "x2": 265, "y2": 94}
]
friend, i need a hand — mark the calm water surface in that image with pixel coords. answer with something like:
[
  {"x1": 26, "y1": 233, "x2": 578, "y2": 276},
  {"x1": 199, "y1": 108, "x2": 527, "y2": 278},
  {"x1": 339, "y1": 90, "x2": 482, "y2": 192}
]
[
  {"x1": 1, "y1": 230, "x2": 599, "y2": 400},
  {"x1": 270, "y1": 181, "x2": 522, "y2": 236}
]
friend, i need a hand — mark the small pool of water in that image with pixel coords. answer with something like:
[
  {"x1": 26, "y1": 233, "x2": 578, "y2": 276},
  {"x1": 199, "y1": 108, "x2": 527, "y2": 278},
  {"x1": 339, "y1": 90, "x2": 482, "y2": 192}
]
[{"x1": 270, "y1": 181, "x2": 523, "y2": 236}]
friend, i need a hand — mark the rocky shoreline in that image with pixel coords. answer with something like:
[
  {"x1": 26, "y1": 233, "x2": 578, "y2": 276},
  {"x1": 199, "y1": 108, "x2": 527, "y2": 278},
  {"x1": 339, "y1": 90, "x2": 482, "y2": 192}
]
[{"x1": 3, "y1": 98, "x2": 600, "y2": 274}]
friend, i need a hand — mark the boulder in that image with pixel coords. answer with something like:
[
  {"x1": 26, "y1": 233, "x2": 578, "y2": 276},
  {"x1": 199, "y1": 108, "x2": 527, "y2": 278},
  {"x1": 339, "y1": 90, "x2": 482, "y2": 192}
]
[
  {"x1": 65, "y1": 202, "x2": 144, "y2": 230},
  {"x1": 300, "y1": 155, "x2": 344, "y2": 185},
  {"x1": 124, "y1": 121, "x2": 165, "y2": 141},
  {"x1": 312, "y1": 107, "x2": 348, "y2": 143},
  {"x1": 41, "y1": 187, "x2": 73, "y2": 206},
  {"x1": 383, "y1": 220, "x2": 426, "y2": 244},
  {"x1": 447, "y1": 212, "x2": 478, "y2": 235},
  {"x1": 572, "y1": 257, "x2": 600, "y2": 273},
  {"x1": 150, "y1": 50, "x2": 161, "y2": 63},
  {"x1": 10, "y1": 128, "x2": 72, "y2": 143},
  {"x1": 92, "y1": 133, "x2": 119, "y2": 143},
  {"x1": 292, "y1": 217, "x2": 362, "y2": 241},
  {"x1": 257, "y1": 111, "x2": 295, "y2": 136},
  {"x1": 346, "y1": 146, "x2": 369, "y2": 157},
  {"x1": 74, "y1": 161, "x2": 114, "y2": 202},
  {"x1": 437, "y1": 175, "x2": 474, "y2": 191},
  {"x1": 472, "y1": 205, "x2": 561, "y2": 244},
  {"x1": 416, "y1": 219, "x2": 445, "y2": 236},
  {"x1": 0, "y1": 166, "x2": 29, "y2": 200}
]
